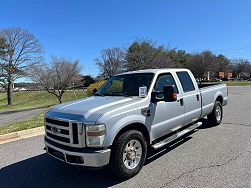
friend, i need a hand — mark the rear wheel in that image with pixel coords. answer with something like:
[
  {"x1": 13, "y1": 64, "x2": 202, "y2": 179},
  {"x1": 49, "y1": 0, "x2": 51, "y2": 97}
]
[
  {"x1": 109, "y1": 130, "x2": 147, "y2": 179},
  {"x1": 208, "y1": 101, "x2": 223, "y2": 125}
]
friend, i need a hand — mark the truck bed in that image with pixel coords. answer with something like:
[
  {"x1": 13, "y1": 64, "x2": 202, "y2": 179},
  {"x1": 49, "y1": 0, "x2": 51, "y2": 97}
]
[
  {"x1": 198, "y1": 83, "x2": 228, "y2": 118},
  {"x1": 198, "y1": 82, "x2": 222, "y2": 89}
]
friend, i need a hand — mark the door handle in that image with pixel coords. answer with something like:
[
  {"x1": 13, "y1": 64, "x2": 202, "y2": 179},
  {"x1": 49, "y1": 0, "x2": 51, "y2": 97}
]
[
  {"x1": 177, "y1": 98, "x2": 184, "y2": 106},
  {"x1": 196, "y1": 94, "x2": 200, "y2": 101}
]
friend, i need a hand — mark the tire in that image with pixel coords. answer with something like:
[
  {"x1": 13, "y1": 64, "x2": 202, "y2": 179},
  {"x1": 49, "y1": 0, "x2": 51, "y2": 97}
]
[
  {"x1": 109, "y1": 130, "x2": 147, "y2": 179},
  {"x1": 208, "y1": 101, "x2": 223, "y2": 126}
]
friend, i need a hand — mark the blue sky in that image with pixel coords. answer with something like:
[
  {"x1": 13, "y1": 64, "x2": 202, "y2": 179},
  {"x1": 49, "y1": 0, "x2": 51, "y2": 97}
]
[{"x1": 1, "y1": 0, "x2": 251, "y2": 77}]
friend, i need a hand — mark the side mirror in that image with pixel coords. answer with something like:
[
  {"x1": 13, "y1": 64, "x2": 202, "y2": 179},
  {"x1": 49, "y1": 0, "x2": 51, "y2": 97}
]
[
  {"x1": 92, "y1": 88, "x2": 97, "y2": 95},
  {"x1": 151, "y1": 91, "x2": 162, "y2": 103},
  {"x1": 163, "y1": 85, "x2": 177, "y2": 102},
  {"x1": 151, "y1": 85, "x2": 177, "y2": 103}
]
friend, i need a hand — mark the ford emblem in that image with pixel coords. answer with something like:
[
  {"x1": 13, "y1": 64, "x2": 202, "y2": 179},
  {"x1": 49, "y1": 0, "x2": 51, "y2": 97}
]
[{"x1": 51, "y1": 127, "x2": 61, "y2": 134}]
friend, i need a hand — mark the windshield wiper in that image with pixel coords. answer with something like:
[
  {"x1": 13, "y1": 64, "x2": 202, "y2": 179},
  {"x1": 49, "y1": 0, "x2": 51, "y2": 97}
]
[
  {"x1": 94, "y1": 93, "x2": 104, "y2": 97},
  {"x1": 105, "y1": 92, "x2": 131, "y2": 97}
]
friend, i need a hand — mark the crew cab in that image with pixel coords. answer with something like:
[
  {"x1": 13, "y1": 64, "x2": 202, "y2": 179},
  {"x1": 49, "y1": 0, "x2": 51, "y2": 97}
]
[{"x1": 44, "y1": 68, "x2": 228, "y2": 179}]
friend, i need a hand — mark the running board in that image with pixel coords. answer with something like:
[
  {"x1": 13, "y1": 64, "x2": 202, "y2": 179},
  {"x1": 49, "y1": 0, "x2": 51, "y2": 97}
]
[{"x1": 151, "y1": 122, "x2": 202, "y2": 149}]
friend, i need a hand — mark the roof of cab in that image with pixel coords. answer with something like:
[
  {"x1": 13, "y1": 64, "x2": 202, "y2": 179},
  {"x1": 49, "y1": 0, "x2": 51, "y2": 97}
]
[{"x1": 118, "y1": 68, "x2": 189, "y2": 75}]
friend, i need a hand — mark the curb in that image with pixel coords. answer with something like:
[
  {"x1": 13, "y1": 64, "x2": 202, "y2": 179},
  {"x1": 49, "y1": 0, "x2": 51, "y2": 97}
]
[
  {"x1": 227, "y1": 85, "x2": 251, "y2": 87},
  {"x1": 0, "y1": 107, "x2": 49, "y2": 115},
  {"x1": 0, "y1": 127, "x2": 45, "y2": 145}
]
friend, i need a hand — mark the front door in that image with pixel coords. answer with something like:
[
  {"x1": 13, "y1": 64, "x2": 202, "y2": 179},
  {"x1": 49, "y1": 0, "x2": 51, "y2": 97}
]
[{"x1": 150, "y1": 73, "x2": 185, "y2": 140}]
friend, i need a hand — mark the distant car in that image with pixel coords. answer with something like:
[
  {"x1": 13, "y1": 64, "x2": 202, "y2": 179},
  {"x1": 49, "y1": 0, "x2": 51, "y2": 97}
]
[
  {"x1": 212, "y1": 78, "x2": 222, "y2": 82},
  {"x1": 248, "y1": 78, "x2": 251, "y2": 81},
  {"x1": 19, "y1": 88, "x2": 27, "y2": 91},
  {"x1": 243, "y1": 77, "x2": 250, "y2": 80},
  {"x1": 196, "y1": 78, "x2": 202, "y2": 83},
  {"x1": 222, "y1": 78, "x2": 229, "y2": 81}
]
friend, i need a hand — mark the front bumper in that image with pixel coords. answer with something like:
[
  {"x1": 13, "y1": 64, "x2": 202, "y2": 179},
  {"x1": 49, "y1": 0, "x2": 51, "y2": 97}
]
[{"x1": 44, "y1": 137, "x2": 111, "y2": 167}]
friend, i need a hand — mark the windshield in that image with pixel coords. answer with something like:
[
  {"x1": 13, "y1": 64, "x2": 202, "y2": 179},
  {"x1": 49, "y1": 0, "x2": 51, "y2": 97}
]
[{"x1": 96, "y1": 73, "x2": 154, "y2": 97}]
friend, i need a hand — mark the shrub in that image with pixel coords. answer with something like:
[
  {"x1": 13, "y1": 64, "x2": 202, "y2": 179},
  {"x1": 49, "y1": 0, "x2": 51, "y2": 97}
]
[{"x1": 86, "y1": 80, "x2": 106, "y2": 96}]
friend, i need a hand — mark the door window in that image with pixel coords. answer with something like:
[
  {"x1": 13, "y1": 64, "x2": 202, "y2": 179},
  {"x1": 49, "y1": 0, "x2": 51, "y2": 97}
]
[
  {"x1": 176, "y1": 71, "x2": 195, "y2": 92},
  {"x1": 154, "y1": 73, "x2": 179, "y2": 99}
]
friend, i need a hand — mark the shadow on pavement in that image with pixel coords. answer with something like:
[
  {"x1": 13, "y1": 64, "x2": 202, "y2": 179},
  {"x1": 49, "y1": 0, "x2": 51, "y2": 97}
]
[
  {"x1": 0, "y1": 154, "x2": 122, "y2": 188},
  {"x1": 0, "y1": 120, "x2": 212, "y2": 188},
  {"x1": 197, "y1": 118, "x2": 218, "y2": 129},
  {"x1": 145, "y1": 136, "x2": 193, "y2": 165},
  {"x1": 146, "y1": 118, "x2": 217, "y2": 165}
]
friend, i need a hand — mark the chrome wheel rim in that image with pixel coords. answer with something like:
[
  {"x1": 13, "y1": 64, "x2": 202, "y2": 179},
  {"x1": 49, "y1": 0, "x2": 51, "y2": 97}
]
[
  {"x1": 123, "y1": 139, "x2": 142, "y2": 169},
  {"x1": 215, "y1": 106, "x2": 222, "y2": 122}
]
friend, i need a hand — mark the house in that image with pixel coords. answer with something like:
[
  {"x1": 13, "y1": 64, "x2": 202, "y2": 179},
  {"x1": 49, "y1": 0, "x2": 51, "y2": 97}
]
[
  {"x1": 237, "y1": 72, "x2": 250, "y2": 79},
  {"x1": 204, "y1": 71, "x2": 233, "y2": 81},
  {"x1": 215, "y1": 71, "x2": 233, "y2": 79}
]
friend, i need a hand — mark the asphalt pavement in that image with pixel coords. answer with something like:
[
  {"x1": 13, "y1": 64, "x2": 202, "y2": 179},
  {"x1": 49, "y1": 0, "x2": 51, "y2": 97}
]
[
  {"x1": 0, "y1": 108, "x2": 47, "y2": 127},
  {"x1": 0, "y1": 86, "x2": 251, "y2": 188}
]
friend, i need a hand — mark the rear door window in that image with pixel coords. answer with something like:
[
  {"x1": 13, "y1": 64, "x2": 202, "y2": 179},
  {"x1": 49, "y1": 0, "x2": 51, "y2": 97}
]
[{"x1": 176, "y1": 71, "x2": 195, "y2": 92}]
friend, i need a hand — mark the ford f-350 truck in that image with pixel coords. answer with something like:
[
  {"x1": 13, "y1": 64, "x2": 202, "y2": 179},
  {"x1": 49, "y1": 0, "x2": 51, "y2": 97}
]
[{"x1": 44, "y1": 68, "x2": 228, "y2": 179}]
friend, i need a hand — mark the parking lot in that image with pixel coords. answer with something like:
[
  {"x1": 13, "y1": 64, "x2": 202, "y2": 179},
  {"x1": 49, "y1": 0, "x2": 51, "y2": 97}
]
[{"x1": 0, "y1": 86, "x2": 251, "y2": 188}]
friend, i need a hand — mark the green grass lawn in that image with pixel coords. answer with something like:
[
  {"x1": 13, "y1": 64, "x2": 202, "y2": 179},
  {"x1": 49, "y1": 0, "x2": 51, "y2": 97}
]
[
  {"x1": 0, "y1": 112, "x2": 45, "y2": 135},
  {"x1": 223, "y1": 81, "x2": 251, "y2": 86},
  {"x1": 0, "y1": 90, "x2": 86, "y2": 111},
  {"x1": 202, "y1": 81, "x2": 251, "y2": 86}
]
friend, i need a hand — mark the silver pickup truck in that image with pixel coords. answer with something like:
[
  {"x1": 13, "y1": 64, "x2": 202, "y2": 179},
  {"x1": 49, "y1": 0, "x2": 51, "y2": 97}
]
[{"x1": 44, "y1": 68, "x2": 228, "y2": 179}]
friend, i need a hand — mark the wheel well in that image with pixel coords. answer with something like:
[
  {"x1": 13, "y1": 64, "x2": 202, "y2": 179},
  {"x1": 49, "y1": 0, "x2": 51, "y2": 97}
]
[
  {"x1": 112, "y1": 123, "x2": 150, "y2": 146},
  {"x1": 216, "y1": 96, "x2": 223, "y2": 104}
]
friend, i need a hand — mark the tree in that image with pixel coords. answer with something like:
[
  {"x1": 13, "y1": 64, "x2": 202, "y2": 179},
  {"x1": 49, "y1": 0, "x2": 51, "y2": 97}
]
[
  {"x1": 0, "y1": 28, "x2": 43, "y2": 106},
  {"x1": 125, "y1": 40, "x2": 174, "y2": 71},
  {"x1": 95, "y1": 48, "x2": 125, "y2": 79},
  {"x1": 186, "y1": 51, "x2": 217, "y2": 80},
  {"x1": 0, "y1": 37, "x2": 6, "y2": 55},
  {"x1": 169, "y1": 49, "x2": 189, "y2": 68},
  {"x1": 0, "y1": 37, "x2": 7, "y2": 87},
  {"x1": 81, "y1": 75, "x2": 95, "y2": 87},
  {"x1": 231, "y1": 59, "x2": 251, "y2": 77},
  {"x1": 214, "y1": 54, "x2": 230, "y2": 72},
  {"x1": 29, "y1": 56, "x2": 82, "y2": 103}
]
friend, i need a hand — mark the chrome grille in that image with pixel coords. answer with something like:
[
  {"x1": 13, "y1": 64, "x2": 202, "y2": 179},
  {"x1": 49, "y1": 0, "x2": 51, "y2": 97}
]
[{"x1": 45, "y1": 117, "x2": 82, "y2": 147}]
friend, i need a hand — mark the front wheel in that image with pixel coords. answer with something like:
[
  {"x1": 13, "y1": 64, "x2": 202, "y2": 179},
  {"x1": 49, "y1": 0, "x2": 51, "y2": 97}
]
[
  {"x1": 208, "y1": 101, "x2": 223, "y2": 125},
  {"x1": 109, "y1": 130, "x2": 147, "y2": 179}
]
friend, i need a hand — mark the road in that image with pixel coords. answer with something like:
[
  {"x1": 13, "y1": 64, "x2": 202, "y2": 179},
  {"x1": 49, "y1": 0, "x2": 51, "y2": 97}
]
[
  {"x1": 1, "y1": 86, "x2": 251, "y2": 188},
  {"x1": 0, "y1": 108, "x2": 47, "y2": 127}
]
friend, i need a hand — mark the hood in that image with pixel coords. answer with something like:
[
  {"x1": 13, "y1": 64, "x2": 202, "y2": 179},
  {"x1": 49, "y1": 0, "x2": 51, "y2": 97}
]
[{"x1": 49, "y1": 96, "x2": 139, "y2": 122}]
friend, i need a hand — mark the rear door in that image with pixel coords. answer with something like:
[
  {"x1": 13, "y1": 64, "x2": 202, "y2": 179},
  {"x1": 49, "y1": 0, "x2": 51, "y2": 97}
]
[
  {"x1": 176, "y1": 71, "x2": 201, "y2": 125},
  {"x1": 150, "y1": 72, "x2": 185, "y2": 140}
]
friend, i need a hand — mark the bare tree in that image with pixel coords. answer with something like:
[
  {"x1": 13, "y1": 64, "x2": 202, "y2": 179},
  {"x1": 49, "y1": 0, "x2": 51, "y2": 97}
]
[
  {"x1": 0, "y1": 37, "x2": 7, "y2": 87},
  {"x1": 0, "y1": 37, "x2": 6, "y2": 54},
  {"x1": 95, "y1": 48, "x2": 125, "y2": 79},
  {"x1": 0, "y1": 28, "x2": 43, "y2": 106},
  {"x1": 231, "y1": 59, "x2": 251, "y2": 77},
  {"x1": 29, "y1": 56, "x2": 82, "y2": 103}
]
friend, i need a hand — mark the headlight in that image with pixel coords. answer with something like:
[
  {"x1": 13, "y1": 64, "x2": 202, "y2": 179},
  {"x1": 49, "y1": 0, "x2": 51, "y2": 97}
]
[{"x1": 85, "y1": 124, "x2": 106, "y2": 147}]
